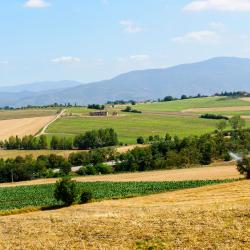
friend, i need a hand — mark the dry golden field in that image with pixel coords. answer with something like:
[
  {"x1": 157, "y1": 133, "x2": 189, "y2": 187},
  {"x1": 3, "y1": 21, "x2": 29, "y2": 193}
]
[
  {"x1": 0, "y1": 116, "x2": 55, "y2": 140},
  {"x1": 0, "y1": 162, "x2": 242, "y2": 188},
  {"x1": 0, "y1": 144, "x2": 145, "y2": 160},
  {"x1": 0, "y1": 180, "x2": 249, "y2": 249}
]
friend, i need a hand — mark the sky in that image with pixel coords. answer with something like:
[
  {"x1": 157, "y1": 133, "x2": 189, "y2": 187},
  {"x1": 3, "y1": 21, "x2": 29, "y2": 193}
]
[{"x1": 1, "y1": 0, "x2": 250, "y2": 86}]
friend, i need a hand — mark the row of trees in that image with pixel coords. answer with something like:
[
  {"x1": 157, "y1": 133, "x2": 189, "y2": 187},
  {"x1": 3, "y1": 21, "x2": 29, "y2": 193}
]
[
  {"x1": 1, "y1": 127, "x2": 250, "y2": 183},
  {"x1": 0, "y1": 147, "x2": 117, "y2": 183},
  {"x1": 0, "y1": 128, "x2": 119, "y2": 150}
]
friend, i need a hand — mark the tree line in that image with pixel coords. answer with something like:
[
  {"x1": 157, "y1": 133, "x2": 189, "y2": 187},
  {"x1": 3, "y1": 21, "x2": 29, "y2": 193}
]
[{"x1": 0, "y1": 128, "x2": 119, "y2": 150}]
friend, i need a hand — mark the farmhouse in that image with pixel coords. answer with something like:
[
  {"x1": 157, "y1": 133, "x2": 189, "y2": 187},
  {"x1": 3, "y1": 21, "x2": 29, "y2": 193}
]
[{"x1": 89, "y1": 111, "x2": 108, "y2": 116}]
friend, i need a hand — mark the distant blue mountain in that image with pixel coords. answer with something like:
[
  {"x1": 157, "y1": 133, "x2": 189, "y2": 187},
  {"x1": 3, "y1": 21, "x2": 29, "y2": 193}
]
[{"x1": 0, "y1": 57, "x2": 250, "y2": 107}]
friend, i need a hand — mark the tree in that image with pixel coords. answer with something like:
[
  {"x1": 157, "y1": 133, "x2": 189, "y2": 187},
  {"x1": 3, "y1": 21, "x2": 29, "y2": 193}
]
[
  {"x1": 237, "y1": 157, "x2": 250, "y2": 179},
  {"x1": 37, "y1": 135, "x2": 48, "y2": 149},
  {"x1": 54, "y1": 178, "x2": 79, "y2": 206},
  {"x1": 229, "y1": 116, "x2": 246, "y2": 130},
  {"x1": 137, "y1": 136, "x2": 145, "y2": 144},
  {"x1": 51, "y1": 136, "x2": 60, "y2": 150},
  {"x1": 216, "y1": 120, "x2": 227, "y2": 132}
]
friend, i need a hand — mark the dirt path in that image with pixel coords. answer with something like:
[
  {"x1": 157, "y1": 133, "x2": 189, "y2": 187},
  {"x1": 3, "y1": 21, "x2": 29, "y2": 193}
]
[
  {"x1": 0, "y1": 180, "x2": 249, "y2": 249},
  {"x1": 35, "y1": 109, "x2": 65, "y2": 137}
]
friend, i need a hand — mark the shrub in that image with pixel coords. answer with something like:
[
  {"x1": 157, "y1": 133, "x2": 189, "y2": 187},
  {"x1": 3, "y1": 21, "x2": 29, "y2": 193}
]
[
  {"x1": 80, "y1": 190, "x2": 93, "y2": 203},
  {"x1": 76, "y1": 166, "x2": 87, "y2": 176},
  {"x1": 237, "y1": 157, "x2": 250, "y2": 179},
  {"x1": 95, "y1": 163, "x2": 113, "y2": 174},
  {"x1": 54, "y1": 178, "x2": 79, "y2": 206},
  {"x1": 85, "y1": 165, "x2": 97, "y2": 175},
  {"x1": 137, "y1": 136, "x2": 145, "y2": 144}
]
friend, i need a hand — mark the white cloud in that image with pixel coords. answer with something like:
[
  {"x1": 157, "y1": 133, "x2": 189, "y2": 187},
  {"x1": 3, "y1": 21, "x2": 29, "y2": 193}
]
[
  {"x1": 24, "y1": 0, "x2": 51, "y2": 9},
  {"x1": 172, "y1": 30, "x2": 220, "y2": 44},
  {"x1": 184, "y1": 0, "x2": 250, "y2": 12},
  {"x1": 120, "y1": 20, "x2": 143, "y2": 33},
  {"x1": 51, "y1": 56, "x2": 81, "y2": 64}
]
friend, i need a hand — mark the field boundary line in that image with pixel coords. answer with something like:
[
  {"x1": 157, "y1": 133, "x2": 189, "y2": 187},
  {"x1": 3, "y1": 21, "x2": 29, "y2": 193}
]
[{"x1": 35, "y1": 109, "x2": 65, "y2": 137}]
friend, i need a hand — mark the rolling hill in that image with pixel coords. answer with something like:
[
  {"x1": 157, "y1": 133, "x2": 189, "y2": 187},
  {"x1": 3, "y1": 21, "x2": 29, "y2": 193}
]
[{"x1": 1, "y1": 57, "x2": 250, "y2": 107}]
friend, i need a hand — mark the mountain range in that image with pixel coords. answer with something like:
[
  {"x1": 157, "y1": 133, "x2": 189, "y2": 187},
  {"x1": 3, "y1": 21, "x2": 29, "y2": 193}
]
[{"x1": 1, "y1": 57, "x2": 250, "y2": 107}]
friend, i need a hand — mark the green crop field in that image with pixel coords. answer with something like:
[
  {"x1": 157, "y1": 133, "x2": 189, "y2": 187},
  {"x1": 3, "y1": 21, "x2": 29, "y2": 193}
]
[
  {"x1": 134, "y1": 97, "x2": 250, "y2": 112},
  {"x1": 44, "y1": 97, "x2": 250, "y2": 144},
  {"x1": 0, "y1": 108, "x2": 59, "y2": 120},
  {"x1": 0, "y1": 180, "x2": 235, "y2": 211},
  {"x1": 46, "y1": 114, "x2": 223, "y2": 144}
]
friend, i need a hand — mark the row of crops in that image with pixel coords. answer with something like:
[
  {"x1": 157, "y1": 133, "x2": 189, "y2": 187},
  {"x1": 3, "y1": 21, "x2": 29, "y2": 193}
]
[{"x1": 0, "y1": 179, "x2": 236, "y2": 211}]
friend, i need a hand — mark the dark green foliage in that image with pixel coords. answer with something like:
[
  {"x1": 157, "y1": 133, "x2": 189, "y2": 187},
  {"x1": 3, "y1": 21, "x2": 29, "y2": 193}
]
[
  {"x1": 237, "y1": 157, "x2": 250, "y2": 179},
  {"x1": 54, "y1": 178, "x2": 79, "y2": 206},
  {"x1": 95, "y1": 163, "x2": 113, "y2": 174},
  {"x1": 122, "y1": 106, "x2": 142, "y2": 113},
  {"x1": 74, "y1": 128, "x2": 118, "y2": 149},
  {"x1": 200, "y1": 113, "x2": 228, "y2": 120},
  {"x1": 0, "y1": 179, "x2": 236, "y2": 211},
  {"x1": 80, "y1": 190, "x2": 93, "y2": 203},
  {"x1": 88, "y1": 104, "x2": 105, "y2": 110},
  {"x1": 137, "y1": 136, "x2": 145, "y2": 144}
]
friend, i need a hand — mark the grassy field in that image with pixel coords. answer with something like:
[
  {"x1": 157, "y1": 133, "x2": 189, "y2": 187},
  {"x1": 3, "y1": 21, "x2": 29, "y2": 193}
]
[
  {"x1": 46, "y1": 114, "x2": 223, "y2": 144},
  {"x1": 0, "y1": 179, "x2": 234, "y2": 211},
  {"x1": 0, "y1": 108, "x2": 58, "y2": 120},
  {"x1": 43, "y1": 97, "x2": 250, "y2": 144},
  {"x1": 134, "y1": 96, "x2": 250, "y2": 112},
  {"x1": 0, "y1": 180, "x2": 248, "y2": 249}
]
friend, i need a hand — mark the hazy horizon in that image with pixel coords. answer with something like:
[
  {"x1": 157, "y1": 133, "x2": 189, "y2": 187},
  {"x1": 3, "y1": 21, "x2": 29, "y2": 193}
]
[{"x1": 1, "y1": 0, "x2": 250, "y2": 86}]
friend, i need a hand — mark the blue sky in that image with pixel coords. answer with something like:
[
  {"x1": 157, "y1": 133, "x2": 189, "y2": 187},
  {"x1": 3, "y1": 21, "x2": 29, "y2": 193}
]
[{"x1": 1, "y1": 0, "x2": 250, "y2": 86}]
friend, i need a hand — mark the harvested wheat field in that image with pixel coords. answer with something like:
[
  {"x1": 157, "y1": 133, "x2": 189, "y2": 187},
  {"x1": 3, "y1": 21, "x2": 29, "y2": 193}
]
[
  {"x1": 0, "y1": 180, "x2": 249, "y2": 249},
  {"x1": 0, "y1": 162, "x2": 242, "y2": 188},
  {"x1": 0, "y1": 116, "x2": 55, "y2": 140}
]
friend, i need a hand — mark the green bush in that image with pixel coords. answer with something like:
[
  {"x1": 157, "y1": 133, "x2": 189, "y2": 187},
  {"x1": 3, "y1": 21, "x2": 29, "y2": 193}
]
[
  {"x1": 237, "y1": 157, "x2": 250, "y2": 179},
  {"x1": 54, "y1": 178, "x2": 79, "y2": 206},
  {"x1": 95, "y1": 163, "x2": 113, "y2": 174},
  {"x1": 137, "y1": 136, "x2": 145, "y2": 144},
  {"x1": 85, "y1": 165, "x2": 97, "y2": 175},
  {"x1": 80, "y1": 190, "x2": 93, "y2": 204}
]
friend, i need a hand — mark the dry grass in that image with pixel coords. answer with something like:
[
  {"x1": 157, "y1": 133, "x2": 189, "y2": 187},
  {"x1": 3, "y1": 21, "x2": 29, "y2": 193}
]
[
  {"x1": 0, "y1": 161, "x2": 242, "y2": 188},
  {"x1": 183, "y1": 106, "x2": 250, "y2": 113},
  {"x1": 241, "y1": 97, "x2": 250, "y2": 102},
  {"x1": 0, "y1": 145, "x2": 145, "y2": 160},
  {"x1": 0, "y1": 180, "x2": 249, "y2": 249},
  {"x1": 0, "y1": 116, "x2": 55, "y2": 140}
]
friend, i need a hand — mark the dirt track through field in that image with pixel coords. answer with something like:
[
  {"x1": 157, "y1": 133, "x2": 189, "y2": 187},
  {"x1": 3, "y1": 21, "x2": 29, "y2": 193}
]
[
  {"x1": 0, "y1": 180, "x2": 249, "y2": 249},
  {"x1": 0, "y1": 162, "x2": 242, "y2": 187},
  {"x1": 0, "y1": 116, "x2": 55, "y2": 140}
]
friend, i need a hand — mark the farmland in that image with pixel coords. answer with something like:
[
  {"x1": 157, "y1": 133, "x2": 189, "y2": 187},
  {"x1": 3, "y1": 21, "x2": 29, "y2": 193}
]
[
  {"x1": 0, "y1": 162, "x2": 242, "y2": 188},
  {"x1": 0, "y1": 180, "x2": 249, "y2": 249},
  {"x1": 0, "y1": 179, "x2": 234, "y2": 211},
  {"x1": 0, "y1": 109, "x2": 58, "y2": 120},
  {"x1": 0, "y1": 116, "x2": 55, "y2": 141},
  {"x1": 45, "y1": 97, "x2": 250, "y2": 144}
]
